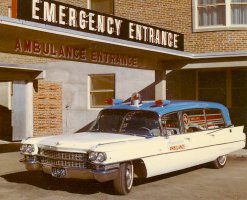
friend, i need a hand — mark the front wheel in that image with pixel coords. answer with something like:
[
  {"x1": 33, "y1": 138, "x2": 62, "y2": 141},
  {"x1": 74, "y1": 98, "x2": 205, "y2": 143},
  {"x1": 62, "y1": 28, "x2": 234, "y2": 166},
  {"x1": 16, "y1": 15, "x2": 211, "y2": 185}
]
[
  {"x1": 211, "y1": 155, "x2": 227, "y2": 169},
  {"x1": 113, "y1": 162, "x2": 134, "y2": 195}
]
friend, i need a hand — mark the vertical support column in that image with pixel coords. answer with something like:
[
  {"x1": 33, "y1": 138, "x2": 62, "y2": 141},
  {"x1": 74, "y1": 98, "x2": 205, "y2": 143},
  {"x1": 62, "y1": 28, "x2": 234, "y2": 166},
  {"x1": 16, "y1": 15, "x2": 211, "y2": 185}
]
[
  {"x1": 12, "y1": 81, "x2": 33, "y2": 140},
  {"x1": 26, "y1": 81, "x2": 34, "y2": 138},
  {"x1": 155, "y1": 70, "x2": 167, "y2": 100}
]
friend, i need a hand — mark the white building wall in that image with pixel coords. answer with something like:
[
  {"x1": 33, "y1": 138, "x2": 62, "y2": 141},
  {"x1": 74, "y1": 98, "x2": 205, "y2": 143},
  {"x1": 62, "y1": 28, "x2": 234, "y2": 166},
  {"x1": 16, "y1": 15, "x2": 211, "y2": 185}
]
[
  {"x1": 12, "y1": 81, "x2": 33, "y2": 140},
  {"x1": 24, "y1": 61, "x2": 155, "y2": 134}
]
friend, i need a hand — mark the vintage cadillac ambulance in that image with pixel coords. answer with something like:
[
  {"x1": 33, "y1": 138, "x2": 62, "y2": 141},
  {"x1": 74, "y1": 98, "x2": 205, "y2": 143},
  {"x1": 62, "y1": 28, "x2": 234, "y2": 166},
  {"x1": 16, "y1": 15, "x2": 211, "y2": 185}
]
[{"x1": 20, "y1": 95, "x2": 246, "y2": 195}]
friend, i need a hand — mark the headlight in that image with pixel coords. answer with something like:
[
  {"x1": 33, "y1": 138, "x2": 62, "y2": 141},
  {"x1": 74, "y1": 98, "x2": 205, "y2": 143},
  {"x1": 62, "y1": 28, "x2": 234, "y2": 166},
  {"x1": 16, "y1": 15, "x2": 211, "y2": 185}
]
[
  {"x1": 89, "y1": 151, "x2": 107, "y2": 163},
  {"x1": 89, "y1": 152, "x2": 98, "y2": 161},
  {"x1": 97, "y1": 152, "x2": 107, "y2": 162},
  {"x1": 20, "y1": 144, "x2": 37, "y2": 154},
  {"x1": 20, "y1": 144, "x2": 28, "y2": 153}
]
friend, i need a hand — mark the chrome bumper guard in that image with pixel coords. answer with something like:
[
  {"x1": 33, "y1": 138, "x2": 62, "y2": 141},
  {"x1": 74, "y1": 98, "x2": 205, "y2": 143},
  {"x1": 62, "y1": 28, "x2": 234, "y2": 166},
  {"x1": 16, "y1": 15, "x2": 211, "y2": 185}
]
[{"x1": 20, "y1": 158, "x2": 119, "y2": 182}]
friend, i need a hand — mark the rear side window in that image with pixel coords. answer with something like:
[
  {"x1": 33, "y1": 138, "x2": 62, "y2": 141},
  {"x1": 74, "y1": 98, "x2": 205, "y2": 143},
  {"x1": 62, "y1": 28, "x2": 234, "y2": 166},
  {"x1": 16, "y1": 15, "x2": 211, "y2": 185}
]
[
  {"x1": 161, "y1": 112, "x2": 181, "y2": 135},
  {"x1": 182, "y1": 109, "x2": 207, "y2": 133},
  {"x1": 205, "y1": 109, "x2": 225, "y2": 129}
]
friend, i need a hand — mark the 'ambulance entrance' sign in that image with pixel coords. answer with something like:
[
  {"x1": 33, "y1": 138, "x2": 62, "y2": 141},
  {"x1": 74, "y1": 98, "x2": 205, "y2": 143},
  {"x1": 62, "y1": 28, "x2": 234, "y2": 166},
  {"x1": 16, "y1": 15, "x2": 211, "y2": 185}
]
[{"x1": 14, "y1": 0, "x2": 184, "y2": 51}]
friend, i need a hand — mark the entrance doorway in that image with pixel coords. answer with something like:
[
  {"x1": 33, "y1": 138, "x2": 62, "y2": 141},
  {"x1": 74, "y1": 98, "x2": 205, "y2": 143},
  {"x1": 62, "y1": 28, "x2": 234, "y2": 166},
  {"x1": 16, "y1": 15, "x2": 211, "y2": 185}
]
[
  {"x1": 0, "y1": 66, "x2": 44, "y2": 141},
  {"x1": 0, "y1": 82, "x2": 12, "y2": 141}
]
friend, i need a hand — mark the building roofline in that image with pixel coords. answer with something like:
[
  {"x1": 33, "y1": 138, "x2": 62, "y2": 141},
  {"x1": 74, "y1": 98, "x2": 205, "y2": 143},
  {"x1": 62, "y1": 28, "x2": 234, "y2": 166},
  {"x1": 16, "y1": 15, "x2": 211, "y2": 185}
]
[{"x1": 192, "y1": 51, "x2": 247, "y2": 59}]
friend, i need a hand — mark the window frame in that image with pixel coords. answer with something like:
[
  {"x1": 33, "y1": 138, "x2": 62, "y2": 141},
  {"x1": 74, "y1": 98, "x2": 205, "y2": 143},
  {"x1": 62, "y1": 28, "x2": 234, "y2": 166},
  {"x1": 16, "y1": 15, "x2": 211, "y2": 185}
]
[
  {"x1": 179, "y1": 108, "x2": 226, "y2": 133},
  {"x1": 193, "y1": 0, "x2": 247, "y2": 32},
  {"x1": 181, "y1": 108, "x2": 207, "y2": 133},
  {"x1": 205, "y1": 108, "x2": 226, "y2": 129},
  {"x1": 161, "y1": 112, "x2": 183, "y2": 136},
  {"x1": 87, "y1": 0, "x2": 114, "y2": 15},
  {"x1": 197, "y1": 70, "x2": 227, "y2": 106},
  {"x1": 89, "y1": 73, "x2": 115, "y2": 108}
]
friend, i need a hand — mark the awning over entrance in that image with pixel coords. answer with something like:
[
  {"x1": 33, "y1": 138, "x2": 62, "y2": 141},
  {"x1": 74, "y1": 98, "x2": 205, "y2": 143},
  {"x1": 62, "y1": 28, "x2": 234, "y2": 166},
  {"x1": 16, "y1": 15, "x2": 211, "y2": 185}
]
[
  {"x1": 0, "y1": 16, "x2": 192, "y2": 70},
  {"x1": 0, "y1": 65, "x2": 45, "y2": 81},
  {"x1": 1, "y1": 17, "x2": 247, "y2": 70}
]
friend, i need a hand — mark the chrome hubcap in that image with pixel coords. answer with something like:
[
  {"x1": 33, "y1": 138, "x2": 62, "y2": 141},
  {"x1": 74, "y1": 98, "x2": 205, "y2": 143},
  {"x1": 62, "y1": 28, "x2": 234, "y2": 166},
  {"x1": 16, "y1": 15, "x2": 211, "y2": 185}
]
[
  {"x1": 218, "y1": 155, "x2": 227, "y2": 165},
  {"x1": 126, "y1": 164, "x2": 133, "y2": 190}
]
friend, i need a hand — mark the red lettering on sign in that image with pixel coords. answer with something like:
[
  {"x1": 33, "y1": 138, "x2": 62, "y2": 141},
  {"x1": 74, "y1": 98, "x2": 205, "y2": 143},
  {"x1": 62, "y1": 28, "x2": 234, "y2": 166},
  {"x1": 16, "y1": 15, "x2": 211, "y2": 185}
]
[
  {"x1": 15, "y1": 39, "x2": 22, "y2": 52},
  {"x1": 14, "y1": 39, "x2": 138, "y2": 67}
]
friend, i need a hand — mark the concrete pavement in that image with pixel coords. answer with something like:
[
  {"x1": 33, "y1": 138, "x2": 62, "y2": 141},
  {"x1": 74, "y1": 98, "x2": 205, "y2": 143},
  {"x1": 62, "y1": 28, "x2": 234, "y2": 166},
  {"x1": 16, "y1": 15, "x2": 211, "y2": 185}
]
[{"x1": 229, "y1": 148, "x2": 247, "y2": 158}]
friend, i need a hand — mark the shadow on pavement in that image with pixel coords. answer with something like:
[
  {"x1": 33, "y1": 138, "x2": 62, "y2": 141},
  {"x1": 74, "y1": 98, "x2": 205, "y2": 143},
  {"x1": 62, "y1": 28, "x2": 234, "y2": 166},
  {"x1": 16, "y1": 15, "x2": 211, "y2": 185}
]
[
  {"x1": 1, "y1": 165, "x2": 204, "y2": 195},
  {"x1": 0, "y1": 143, "x2": 20, "y2": 153},
  {"x1": 1, "y1": 171, "x2": 115, "y2": 195}
]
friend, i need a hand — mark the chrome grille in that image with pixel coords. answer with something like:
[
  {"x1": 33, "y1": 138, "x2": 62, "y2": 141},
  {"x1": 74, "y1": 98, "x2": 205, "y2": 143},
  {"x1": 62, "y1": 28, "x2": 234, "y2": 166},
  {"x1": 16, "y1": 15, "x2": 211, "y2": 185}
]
[{"x1": 38, "y1": 149, "x2": 89, "y2": 169}]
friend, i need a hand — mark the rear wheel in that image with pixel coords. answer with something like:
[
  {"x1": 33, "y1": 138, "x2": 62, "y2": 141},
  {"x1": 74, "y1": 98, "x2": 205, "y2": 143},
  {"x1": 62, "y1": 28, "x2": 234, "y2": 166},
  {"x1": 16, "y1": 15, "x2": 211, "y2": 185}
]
[
  {"x1": 113, "y1": 162, "x2": 134, "y2": 195},
  {"x1": 211, "y1": 155, "x2": 227, "y2": 169}
]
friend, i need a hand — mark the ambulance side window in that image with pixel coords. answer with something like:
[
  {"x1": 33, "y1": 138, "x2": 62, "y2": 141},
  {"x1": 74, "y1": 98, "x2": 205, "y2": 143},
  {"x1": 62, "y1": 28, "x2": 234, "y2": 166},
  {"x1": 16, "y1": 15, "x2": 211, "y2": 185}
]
[
  {"x1": 182, "y1": 109, "x2": 207, "y2": 133},
  {"x1": 161, "y1": 112, "x2": 181, "y2": 135},
  {"x1": 205, "y1": 108, "x2": 226, "y2": 129}
]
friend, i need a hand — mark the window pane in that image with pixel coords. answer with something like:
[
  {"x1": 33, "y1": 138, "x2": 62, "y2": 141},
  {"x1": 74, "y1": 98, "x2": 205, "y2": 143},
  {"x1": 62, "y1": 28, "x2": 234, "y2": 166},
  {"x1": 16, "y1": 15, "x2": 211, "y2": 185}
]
[
  {"x1": 91, "y1": 91, "x2": 114, "y2": 107},
  {"x1": 90, "y1": 0, "x2": 114, "y2": 14},
  {"x1": 232, "y1": 70, "x2": 247, "y2": 88},
  {"x1": 232, "y1": 70, "x2": 247, "y2": 107},
  {"x1": 205, "y1": 108, "x2": 225, "y2": 129},
  {"x1": 90, "y1": 74, "x2": 115, "y2": 108},
  {"x1": 198, "y1": 71, "x2": 226, "y2": 88},
  {"x1": 182, "y1": 109, "x2": 207, "y2": 133},
  {"x1": 199, "y1": 89, "x2": 226, "y2": 104},
  {"x1": 231, "y1": 0, "x2": 247, "y2": 3},
  {"x1": 231, "y1": 1, "x2": 247, "y2": 24},
  {"x1": 198, "y1": 0, "x2": 225, "y2": 6},
  {"x1": 91, "y1": 75, "x2": 114, "y2": 90},
  {"x1": 198, "y1": 71, "x2": 226, "y2": 105},
  {"x1": 198, "y1": 0, "x2": 226, "y2": 26},
  {"x1": 161, "y1": 113, "x2": 181, "y2": 135}
]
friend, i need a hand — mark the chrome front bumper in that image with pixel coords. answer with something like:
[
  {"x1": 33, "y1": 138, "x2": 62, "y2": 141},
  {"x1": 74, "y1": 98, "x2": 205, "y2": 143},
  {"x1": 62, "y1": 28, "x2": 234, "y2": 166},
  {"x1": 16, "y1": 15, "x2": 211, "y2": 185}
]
[{"x1": 20, "y1": 158, "x2": 119, "y2": 182}]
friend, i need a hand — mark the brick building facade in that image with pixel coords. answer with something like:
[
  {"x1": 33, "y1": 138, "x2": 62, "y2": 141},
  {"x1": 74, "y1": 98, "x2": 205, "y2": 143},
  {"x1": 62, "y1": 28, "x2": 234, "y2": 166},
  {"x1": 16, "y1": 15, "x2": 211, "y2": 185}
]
[{"x1": 0, "y1": 0, "x2": 246, "y2": 141}]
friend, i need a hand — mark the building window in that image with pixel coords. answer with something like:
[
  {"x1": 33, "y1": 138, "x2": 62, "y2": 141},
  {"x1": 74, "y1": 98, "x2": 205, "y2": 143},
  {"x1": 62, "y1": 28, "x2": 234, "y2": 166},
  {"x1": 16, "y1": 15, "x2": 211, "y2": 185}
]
[
  {"x1": 197, "y1": 71, "x2": 226, "y2": 105},
  {"x1": 198, "y1": 0, "x2": 226, "y2": 26},
  {"x1": 232, "y1": 70, "x2": 247, "y2": 107},
  {"x1": 194, "y1": 0, "x2": 247, "y2": 31},
  {"x1": 231, "y1": 0, "x2": 247, "y2": 24},
  {"x1": 89, "y1": 74, "x2": 115, "y2": 108},
  {"x1": 88, "y1": 0, "x2": 114, "y2": 15}
]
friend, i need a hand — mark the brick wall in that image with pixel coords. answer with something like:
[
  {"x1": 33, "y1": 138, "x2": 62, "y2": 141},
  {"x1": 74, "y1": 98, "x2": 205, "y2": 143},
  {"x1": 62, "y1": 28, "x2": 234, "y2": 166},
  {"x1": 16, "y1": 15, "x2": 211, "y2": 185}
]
[
  {"x1": 0, "y1": 0, "x2": 87, "y2": 17},
  {"x1": 0, "y1": 52, "x2": 57, "y2": 64},
  {"x1": 0, "y1": 0, "x2": 11, "y2": 16},
  {"x1": 115, "y1": 0, "x2": 247, "y2": 54},
  {"x1": 53, "y1": 0, "x2": 87, "y2": 8},
  {"x1": 115, "y1": 0, "x2": 190, "y2": 33},
  {"x1": 33, "y1": 80, "x2": 63, "y2": 136}
]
